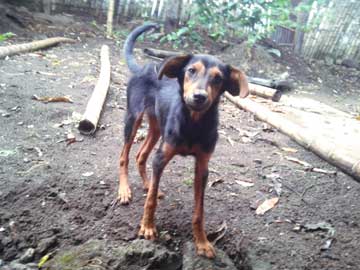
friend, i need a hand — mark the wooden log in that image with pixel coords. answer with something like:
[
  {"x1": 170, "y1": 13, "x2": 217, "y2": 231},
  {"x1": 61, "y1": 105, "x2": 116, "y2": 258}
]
[
  {"x1": 224, "y1": 93, "x2": 360, "y2": 182},
  {"x1": 249, "y1": 83, "x2": 282, "y2": 102},
  {"x1": 78, "y1": 45, "x2": 111, "y2": 135},
  {"x1": 0, "y1": 37, "x2": 76, "y2": 58}
]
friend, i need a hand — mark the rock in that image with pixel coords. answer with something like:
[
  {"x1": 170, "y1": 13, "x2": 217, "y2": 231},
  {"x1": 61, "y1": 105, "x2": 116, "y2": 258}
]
[
  {"x1": 267, "y1": 48, "x2": 281, "y2": 58},
  {"x1": 4, "y1": 261, "x2": 37, "y2": 270},
  {"x1": 247, "y1": 250, "x2": 272, "y2": 270},
  {"x1": 36, "y1": 236, "x2": 58, "y2": 256},
  {"x1": 341, "y1": 59, "x2": 359, "y2": 69},
  {"x1": 43, "y1": 239, "x2": 182, "y2": 270},
  {"x1": 3, "y1": 246, "x2": 17, "y2": 261},
  {"x1": 19, "y1": 248, "x2": 35, "y2": 263},
  {"x1": 182, "y1": 241, "x2": 237, "y2": 270},
  {"x1": 324, "y1": 56, "x2": 334, "y2": 65}
]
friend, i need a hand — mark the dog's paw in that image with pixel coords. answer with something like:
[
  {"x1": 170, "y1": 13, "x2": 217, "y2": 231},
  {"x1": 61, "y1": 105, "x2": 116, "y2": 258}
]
[
  {"x1": 117, "y1": 185, "x2": 132, "y2": 205},
  {"x1": 196, "y1": 240, "x2": 216, "y2": 259},
  {"x1": 138, "y1": 223, "x2": 157, "y2": 240}
]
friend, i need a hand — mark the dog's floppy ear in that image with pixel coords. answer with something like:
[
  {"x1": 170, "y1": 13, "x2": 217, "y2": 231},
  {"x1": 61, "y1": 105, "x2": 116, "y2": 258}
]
[
  {"x1": 158, "y1": 55, "x2": 192, "y2": 80},
  {"x1": 224, "y1": 66, "x2": 249, "y2": 98}
]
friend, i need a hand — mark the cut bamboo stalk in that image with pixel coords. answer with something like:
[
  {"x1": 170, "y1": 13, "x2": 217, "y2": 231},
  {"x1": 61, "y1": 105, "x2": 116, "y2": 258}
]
[
  {"x1": 0, "y1": 37, "x2": 76, "y2": 58},
  {"x1": 249, "y1": 83, "x2": 282, "y2": 102},
  {"x1": 78, "y1": 45, "x2": 111, "y2": 135},
  {"x1": 224, "y1": 93, "x2": 360, "y2": 182}
]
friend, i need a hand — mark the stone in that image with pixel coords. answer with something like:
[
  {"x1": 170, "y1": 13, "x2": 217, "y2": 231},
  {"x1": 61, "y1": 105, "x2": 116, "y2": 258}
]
[
  {"x1": 19, "y1": 248, "x2": 35, "y2": 263},
  {"x1": 182, "y1": 241, "x2": 237, "y2": 270},
  {"x1": 36, "y1": 236, "x2": 58, "y2": 256},
  {"x1": 341, "y1": 59, "x2": 359, "y2": 69},
  {"x1": 6, "y1": 261, "x2": 36, "y2": 270},
  {"x1": 324, "y1": 56, "x2": 334, "y2": 65},
  {"x1": 267, "y1": 48, "x2": 281, "y2": 58},
  {"x1": 43, "y1": 239, "x2": 182, "y2": 270}
]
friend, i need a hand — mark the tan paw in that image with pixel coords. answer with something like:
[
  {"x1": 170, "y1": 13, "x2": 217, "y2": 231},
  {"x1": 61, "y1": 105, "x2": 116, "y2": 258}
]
[
  {"x1": 117, "y1": 185, "x2": 132, "y2": 205},
  {"x1": 196, "y1": 240, "x2": 216, "y2": 258},
  {"x1": 138, "y1": 223, "x2": 157, "y2": 240}
]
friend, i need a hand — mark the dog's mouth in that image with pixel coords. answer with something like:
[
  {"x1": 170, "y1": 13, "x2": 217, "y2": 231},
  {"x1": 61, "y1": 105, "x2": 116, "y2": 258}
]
[{"x1": 185, "y1": 98, "x2": 210, "y2": 112}]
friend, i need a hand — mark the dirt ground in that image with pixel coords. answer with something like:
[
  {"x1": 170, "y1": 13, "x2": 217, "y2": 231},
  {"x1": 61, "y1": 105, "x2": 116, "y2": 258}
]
[{"x1": 1, "y1": 16, "x2": 360, "y2": 270}]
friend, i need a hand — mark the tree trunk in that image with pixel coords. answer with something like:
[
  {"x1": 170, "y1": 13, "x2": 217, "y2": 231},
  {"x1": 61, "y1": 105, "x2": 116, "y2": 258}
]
[
  {"x1": 106, "y1": 0, "x2": 115, "y2": 37},
  {"x1": 164, "y1": 0, "x2": 181, "y2": 33}
]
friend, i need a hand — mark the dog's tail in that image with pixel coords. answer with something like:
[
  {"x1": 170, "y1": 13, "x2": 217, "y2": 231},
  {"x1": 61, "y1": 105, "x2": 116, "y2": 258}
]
[{"x1": 123, "y1": 23, "x2": 159, "y2": 74}]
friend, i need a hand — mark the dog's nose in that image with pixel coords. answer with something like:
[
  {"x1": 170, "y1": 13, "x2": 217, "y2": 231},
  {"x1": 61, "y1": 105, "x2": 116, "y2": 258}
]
[{"x1": 193, "y1": 93, "x2": 207, "y2": 104}]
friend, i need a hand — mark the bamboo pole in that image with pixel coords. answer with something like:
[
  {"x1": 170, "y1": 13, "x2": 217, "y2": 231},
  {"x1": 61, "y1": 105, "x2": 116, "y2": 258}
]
[
  {"x1": 78, "y1": 45, "x2": 111, "y2": 135},
  {"x1": 0, "y1": 37, "x2": 76, "y2": 58},
  {"x1": 248, "y1": 83, "x2": 282, "y2": 102},
  {"x1": 106, "y1": 0, "x2": 115, "y2": 37},
  {"x1": 224, "y1": 93, "x2": 360, "y2": 182}
]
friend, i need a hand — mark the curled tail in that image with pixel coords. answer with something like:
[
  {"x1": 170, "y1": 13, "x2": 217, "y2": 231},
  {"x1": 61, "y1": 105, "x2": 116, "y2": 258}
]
[{"x1": 123, "y1": 23, "x2": 159, "y2": 73}]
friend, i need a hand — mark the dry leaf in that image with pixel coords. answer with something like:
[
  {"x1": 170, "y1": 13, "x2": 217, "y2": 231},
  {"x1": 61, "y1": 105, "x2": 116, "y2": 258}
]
[
  {"x1": 226, "y1": 136, "x2": 235, "y2": 146},
  {"x1": 207, "y1": 221, "x2": 227, "y2": 245},
  {"x1": 235, "y1": 180, "x2": 254, "y2": 187},
  {"x1": 32, "y1": 95, "x2": 73, "y2": 103},
  {"x1": 209, "y1": 178, "x2": 224, "y2": 187},
  {"x1": 281, "y1": 147, "x2": 298, "y2": 153},
  {"x1": 256, "y1": 197, "x2": 279, "y2": 215},
  {"x1": 309, "y1": 167, "x2": 337, "y2": 176}
]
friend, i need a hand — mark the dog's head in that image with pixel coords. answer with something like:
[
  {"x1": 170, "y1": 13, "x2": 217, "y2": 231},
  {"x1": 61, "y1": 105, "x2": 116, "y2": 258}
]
[{"x1": 158, "y1": 54, "x2": 249, "y2": 112}]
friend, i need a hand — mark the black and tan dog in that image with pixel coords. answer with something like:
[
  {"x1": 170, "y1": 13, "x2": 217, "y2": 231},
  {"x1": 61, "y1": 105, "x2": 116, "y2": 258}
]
[{"x1": 116, "y1": 23, "x2": 249, "y2": 258}]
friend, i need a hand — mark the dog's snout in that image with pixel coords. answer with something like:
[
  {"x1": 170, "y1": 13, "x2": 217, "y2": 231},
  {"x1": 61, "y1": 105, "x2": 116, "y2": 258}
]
[{"x1": 193, "y1": 93, "x2": 207, "y2": 104}]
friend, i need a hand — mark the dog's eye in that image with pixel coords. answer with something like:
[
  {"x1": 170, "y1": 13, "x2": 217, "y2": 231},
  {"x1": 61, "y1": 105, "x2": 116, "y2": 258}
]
[
  {"x1": 188, "y1": 67, "x2": 196, "y2": 75},
  {"x1": 212, "y1": 75, "x2": 223, "y2": 84}
]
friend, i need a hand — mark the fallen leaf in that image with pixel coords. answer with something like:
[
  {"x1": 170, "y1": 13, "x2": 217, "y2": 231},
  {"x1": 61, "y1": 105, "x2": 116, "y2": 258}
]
[
  {"x1": 308, "y1": 167, "x2": 337, "y2": 176},
  {"x1": 32, "y1": 95, "x2": 73, "y2": 103},
  {"x1": 208, "y1": 221, "x2": 227, "y2": 245},
  {"x1": 235, "y1": 180, "x2": 254, "y2": 187},
  {"x1": 281, "y1": 147, "x2": 298, "y2": 153},
  {"x1": 355, "y1": 115, "x2": 360, "y2": 121},
  {"x1": 0, "y1": 149, "x2": 16, "y2": 157},
  {"x1": 256, "y1": 197, "x2": 279, "y2": 215},
  {"x1": 226, "y1": 136, "x2": 235, "y2": 146},
  {"x1": 209, "y1": 178, "x2": 224, "y2": 187},
  {"x1": 38, "y1": 253, "x2": 52, "y2": 268},
  {"x1": 82, "y1": 172, "x2": 94, "y2": 177}
]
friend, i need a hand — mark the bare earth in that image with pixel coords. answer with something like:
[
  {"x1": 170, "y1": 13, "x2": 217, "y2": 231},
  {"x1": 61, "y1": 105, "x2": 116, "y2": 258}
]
[{"x1": 1, "y1": 33, "x2": 360, "y2": 269}]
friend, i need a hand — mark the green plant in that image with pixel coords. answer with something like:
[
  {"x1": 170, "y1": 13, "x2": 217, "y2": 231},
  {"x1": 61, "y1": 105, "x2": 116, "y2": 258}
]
[
  {"x1": 183, "y1": 178, "x2": 193, "y2": 187},
  {"x1": 0, "y1": 32, "x2": 15, "y2": 42},
  {"x1": 163, "y1": 0, "x2": 326, "y2": 48}
]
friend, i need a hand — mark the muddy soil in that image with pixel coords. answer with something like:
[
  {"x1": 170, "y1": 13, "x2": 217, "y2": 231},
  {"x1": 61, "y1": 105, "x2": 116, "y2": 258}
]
[{"x1": 1, "y1": 18, "x2": 360, "y2": 270}]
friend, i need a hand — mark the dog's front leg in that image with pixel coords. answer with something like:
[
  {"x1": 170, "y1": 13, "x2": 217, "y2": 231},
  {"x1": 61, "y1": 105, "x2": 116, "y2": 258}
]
[
  {"x1": 193, "y1": 152, "x2": 216, "y2": 258},
  {"x1": 139, "y1": 142, "x2": 175, "y2": 240}
]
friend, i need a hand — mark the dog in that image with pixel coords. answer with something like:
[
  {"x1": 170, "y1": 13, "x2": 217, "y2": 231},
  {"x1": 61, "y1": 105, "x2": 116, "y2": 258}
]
[{"x1": 116, "y1": 23, "x2": 249, "y2": 258}]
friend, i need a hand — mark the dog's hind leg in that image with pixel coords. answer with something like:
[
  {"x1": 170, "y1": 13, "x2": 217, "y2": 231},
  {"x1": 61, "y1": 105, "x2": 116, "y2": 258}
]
[
  {"x1": 135, "y1": 115, "x2": 161, "y2": 191},
  {"x1": 117, "y1": 112, "x2": 144, "y2": 204}
]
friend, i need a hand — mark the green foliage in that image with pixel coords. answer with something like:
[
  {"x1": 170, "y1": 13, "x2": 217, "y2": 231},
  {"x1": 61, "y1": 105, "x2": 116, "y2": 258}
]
[
  {"x1": 183, "y1": 178, "x2": 193, "y2": 187},
  {"x1": 162, "y1": 0, "x2": 325, "y2": 48},
  {"x1": 0, "y1": 32, "x2": 15, "y2": 42}
]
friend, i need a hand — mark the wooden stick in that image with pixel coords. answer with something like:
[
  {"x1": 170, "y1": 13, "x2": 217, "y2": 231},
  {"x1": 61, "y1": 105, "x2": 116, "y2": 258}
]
[
  {"x1": 78, "y1": 45, "x2": 111, "y2": 135},
  {"x1": 0, "y1": 37, "x2": 76, "y2": 58},
  {"x1": 224, "y1": 93, "x2": 360, "y2": 182}
]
